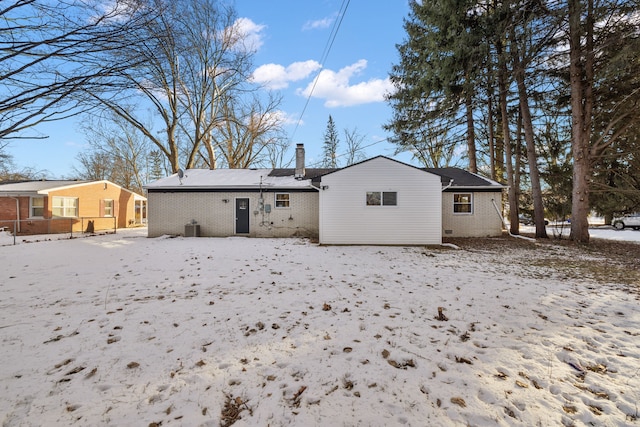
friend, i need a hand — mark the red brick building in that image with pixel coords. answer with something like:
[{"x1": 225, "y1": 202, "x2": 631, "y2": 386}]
[{"x1": 0, "y1": 180, "x2": 146, "y2": 235}]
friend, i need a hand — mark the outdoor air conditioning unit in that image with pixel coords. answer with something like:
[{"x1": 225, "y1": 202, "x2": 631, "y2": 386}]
[{"x1": 184, "y1": 220, "x2": 200, "y2": 237}]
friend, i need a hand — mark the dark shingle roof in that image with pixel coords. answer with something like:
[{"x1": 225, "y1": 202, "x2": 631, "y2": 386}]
[
  {"x1": 271, "y1": 165, "x2": 503, "y2": 190},
  {"x1": 425, "y1": 167, "x2": 503, "y2": 189},
  {"x1": 269, "y1": 168, "x2": 335, "y2": 179}
]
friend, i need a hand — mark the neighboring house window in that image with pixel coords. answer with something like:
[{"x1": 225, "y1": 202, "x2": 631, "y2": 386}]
[
  {"x1": 30, "y1": 196, "x2": 44, "y2": 217},
  {"x1": 103, "y1": 199, "x2": 114, "y2": 217},
  {"x1": 275, "y1": 193, "x2": 290, "y2": 208},
  {"x1": 453, "y1": 193, "x2": 473, "y2": 214},
  {"x1": 366, "y1": 191, "x2": 397, "y2": 206},
  {"x1": 52, "y1": 196, "x2": 78, "y2": 217}
]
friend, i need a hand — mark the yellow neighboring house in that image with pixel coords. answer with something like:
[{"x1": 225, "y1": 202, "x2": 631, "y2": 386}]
[{"x1": 0, "y1": 180, "x2": 146, "y2": 235}]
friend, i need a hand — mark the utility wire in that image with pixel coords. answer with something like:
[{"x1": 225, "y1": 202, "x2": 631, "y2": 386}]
[{"x1": 291, "y1": 0, "x2": 351, "y2": 141}]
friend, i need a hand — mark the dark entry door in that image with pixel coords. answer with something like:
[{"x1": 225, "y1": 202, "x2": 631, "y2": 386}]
[{"x1": 235, "y1": 198, "x2": 250, "y2": 234}]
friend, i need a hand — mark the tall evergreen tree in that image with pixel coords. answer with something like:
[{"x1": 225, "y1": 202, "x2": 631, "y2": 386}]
[
  {"x1": 389, "y1": 0, "x2": 640, "y2": 243},
  {"x1": 148, "y1": 151, "x2": 166, "y2": 182},
  {"x1": 564, "y1": 0, "x2": 640, "y2": 242},
  {"x1": 322, "y1": 115, "x2": 339, "y2": 168},
  {"x1": 386, "y1": 0, "x2": 485, "y2": 172},
  {"x1": 586, "y1": 7, "x2": 640, "y2": 222}
]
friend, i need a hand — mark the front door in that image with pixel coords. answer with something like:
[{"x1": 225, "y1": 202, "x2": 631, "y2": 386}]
[{"x1": 235, "y1": 198, "x2": 250, "y2": 234}]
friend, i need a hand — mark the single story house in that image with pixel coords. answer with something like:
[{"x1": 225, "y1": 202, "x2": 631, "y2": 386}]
[
  {"x1": 0, "y1": 179, "x2": 147, "y2": 235},
  {"x1": 145, "y1": 145, "x2": 505, "y2": 245}
]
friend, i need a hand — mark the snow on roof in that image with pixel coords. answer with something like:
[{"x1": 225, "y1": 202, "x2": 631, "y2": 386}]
[
  {"x1": 145, "y1": 169, "x2": 316, "y2": 190},
  {"x1": 144, "y1": 165, "x2": 505, "y2": 191},
  {"x1": 0, "y1": 180, "x2": 90, "y2": 195}
]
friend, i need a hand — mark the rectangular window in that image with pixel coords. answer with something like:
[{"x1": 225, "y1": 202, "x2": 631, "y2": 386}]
[
  {"x1": 275, "y1": 193, "x2": 290, "y2": 208},
  {"x1": 453, "y1": 193, "x2": 472, "y2": 214},
  {"x1": 366, "y1": 191, "x2": 397, "y2": 206},
  {"x1": 382, "y1": 192, "x2": 397, "y2": 206},
  {"x1": 52, "y1": 196, "x2": 78, "y2": 217},
  {"x1": 104, "y1": 199, "x2": 113, "y2": 217},
  {"x1": 30, "y1": 196, "x2": 44, "y2": 217},
  {"x1": 366, "y1": 191, "x2": 381, "y2": 206}
]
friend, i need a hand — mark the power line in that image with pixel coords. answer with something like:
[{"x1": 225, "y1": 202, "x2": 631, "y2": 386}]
[{"x1": 291, "y1": 0, "x2": 351, "y2": 141}]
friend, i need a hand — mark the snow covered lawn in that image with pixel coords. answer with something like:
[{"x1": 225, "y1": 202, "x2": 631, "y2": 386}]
[{"x1": 1, "y1": 229, "x2": 639, "y2": 426}]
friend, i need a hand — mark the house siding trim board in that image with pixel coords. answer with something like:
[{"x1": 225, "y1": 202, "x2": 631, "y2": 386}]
[{"x1": 147, "y1": 188, "x2": 317, "y2": 194}]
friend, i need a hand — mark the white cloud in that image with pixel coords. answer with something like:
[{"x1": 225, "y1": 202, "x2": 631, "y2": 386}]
[
  {"x1": 269, "y1": 110, "x2": 300, "y2": 126},
  {"x1": 251, "y1": 60, "x2": 322, "y2": 90},
  {"x1": 233, "y1": 17, "x2": 266, "y2": 51},
  {"x1": 89, "y1": 0, "x2": 140, "y2": 24},
  {"x1": 297, "y1": 60, "x2": 395, "y2": 107},
  {"x1": 302, "y1": 14, "x2": 336, "y2": 31}
]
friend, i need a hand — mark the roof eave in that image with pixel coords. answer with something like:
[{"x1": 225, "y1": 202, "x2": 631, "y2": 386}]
[
  {"x1": 146, "y1": 184, "x2": 318, "y2": 191},
  {"x1": 443, "y1": 185, "x2": 505, "y2": 191}
]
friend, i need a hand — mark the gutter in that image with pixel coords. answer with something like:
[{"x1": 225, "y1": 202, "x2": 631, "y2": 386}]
[{"x1": 9, "y1": 197, "x2": 20, "y2": 233}]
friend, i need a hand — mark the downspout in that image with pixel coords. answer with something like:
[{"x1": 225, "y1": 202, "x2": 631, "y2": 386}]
[
  {"x1": 439, "y1": 180, "x2": 454, "y2": 245},
  {"x1": 9, "y1": 197, "x2": 20, "y2": 233},
  {"x1": 491, "y1": 198, "x2": 535, "y2": 242}
]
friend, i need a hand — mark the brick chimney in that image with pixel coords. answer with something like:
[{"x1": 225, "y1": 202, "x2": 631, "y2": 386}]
[{"x1": 295, "y1": 144, "x2": 305, "y2": 179}]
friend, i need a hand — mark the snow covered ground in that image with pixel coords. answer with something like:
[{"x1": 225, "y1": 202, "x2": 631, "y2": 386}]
[
  {"x1": 522, "y1": 224, "x2": 640, "y2": 243},
  {"x1": 1, "y1": 228, "x2": 639, "y2": 426}
]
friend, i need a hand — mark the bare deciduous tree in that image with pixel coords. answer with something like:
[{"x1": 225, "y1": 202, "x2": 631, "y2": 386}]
[
  {"x1": 203, "y1": 93, "x2": 288, "y2": 168},
  {"x1": 0, "y1": 0, "x2": 153, "y2": 140},
  {"x1": 84, "y1": 0, "x2": 282, "y2": 174},
  {"x1": 343, "y1": 127, "x2": 366, "y2": 166},
  {"x1": 73, "y1": 113, "x2": 150, "y2": 193}
]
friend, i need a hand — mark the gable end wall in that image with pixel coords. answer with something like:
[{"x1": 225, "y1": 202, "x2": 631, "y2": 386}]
[{"x1": 319, "y1": 157, "x2": 442, "y2": 245}]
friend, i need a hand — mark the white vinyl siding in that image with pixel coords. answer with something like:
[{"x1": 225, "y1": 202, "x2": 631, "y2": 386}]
[{"x1": 319, "y1": 157, "x2": 442, "y2": 245}]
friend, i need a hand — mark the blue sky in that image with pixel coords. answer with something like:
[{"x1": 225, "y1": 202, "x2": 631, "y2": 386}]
[{"x1": 7, "y1": 0, "x2": 412, "y2": 178}]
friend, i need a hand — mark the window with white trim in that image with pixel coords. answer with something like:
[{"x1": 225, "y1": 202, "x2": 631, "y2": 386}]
[
  {"x1": 453, "y1": 193, "x2": 472, "y2": 214},
  {"x1": 275, "y1": 193, "x2": 290, "y2": 208},
  {"x1": 52, "y1": 196, "x2": 78, "y2": 217},
  {"x1": 104, "y1": 199, "x2": 114, "y2": 217},
  {"x1": 366, "y1": 191, "x2": 397, "y2": 206},
  {"x1": 30, "y1": 196, "x2": 44, "y2": 218}
]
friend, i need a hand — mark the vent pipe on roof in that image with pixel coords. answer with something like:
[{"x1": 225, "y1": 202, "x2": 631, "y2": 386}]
[{"x1": 295, "y1": 144, "x2": 305, "y2": 179}]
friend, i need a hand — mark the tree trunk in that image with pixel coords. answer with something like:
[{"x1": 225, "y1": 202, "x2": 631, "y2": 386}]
[
  {"x1": 514, "y1": 111, "x2": 523, "y2": 219},
  {"x1": 487, "y1": 84, "x2": 497, "y2": 181},
  {"x1": 496, "y1": 39, "x2": 519, "y2": 235},
  {"x1": 568, "y1": 0, "x2": 593, "y2": 243},
  {"x1": 513, "y1": 44, "x2": 548, "y2": 238},
  {"x1": 465, "y1": 88, "x2": 477, "y2": 173}
]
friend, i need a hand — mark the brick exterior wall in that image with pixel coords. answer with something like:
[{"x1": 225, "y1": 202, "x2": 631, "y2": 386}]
[
  {"x1": 147, "y1": 190, "x2": 319, "y2": 238},
  {"x1": 441, "y1": 191, "x2": 503, "y2": 237},
  {"x1": 0, "y1": 181, "x2": 145, "y2": 235}
]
